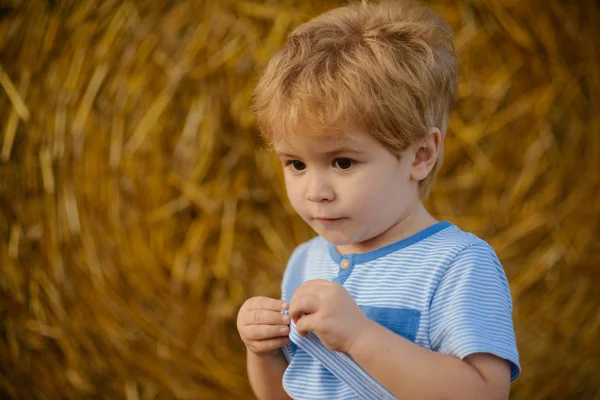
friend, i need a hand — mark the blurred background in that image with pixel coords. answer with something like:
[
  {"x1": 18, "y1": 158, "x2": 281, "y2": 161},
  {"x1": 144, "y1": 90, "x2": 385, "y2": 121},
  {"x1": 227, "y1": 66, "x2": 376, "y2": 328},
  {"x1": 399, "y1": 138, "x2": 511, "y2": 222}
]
[{"x1": 1, "y1": 0, "x2": 599, "y2": 399}]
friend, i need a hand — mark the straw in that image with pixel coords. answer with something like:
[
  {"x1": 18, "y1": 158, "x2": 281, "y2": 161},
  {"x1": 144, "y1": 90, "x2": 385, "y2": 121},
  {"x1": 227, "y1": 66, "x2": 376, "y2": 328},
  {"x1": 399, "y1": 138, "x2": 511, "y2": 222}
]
[{"x1": 0, "y1": 0, "x2": 598, "y2": 399}]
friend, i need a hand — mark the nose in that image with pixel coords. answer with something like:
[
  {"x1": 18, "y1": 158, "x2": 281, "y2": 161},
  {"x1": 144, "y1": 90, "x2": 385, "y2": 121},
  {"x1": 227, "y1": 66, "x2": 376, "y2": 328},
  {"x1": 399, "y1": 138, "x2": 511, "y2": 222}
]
[{"x1": 305, "y1": 171, "x2": 335, "y2": 202}]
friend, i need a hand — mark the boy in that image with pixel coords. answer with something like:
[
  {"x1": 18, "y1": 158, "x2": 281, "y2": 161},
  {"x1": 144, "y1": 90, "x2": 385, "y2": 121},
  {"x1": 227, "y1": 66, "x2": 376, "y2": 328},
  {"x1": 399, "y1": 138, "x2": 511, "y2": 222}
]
[{"x1": 236, "y1": 1, "x2": 520, "y2": 399}]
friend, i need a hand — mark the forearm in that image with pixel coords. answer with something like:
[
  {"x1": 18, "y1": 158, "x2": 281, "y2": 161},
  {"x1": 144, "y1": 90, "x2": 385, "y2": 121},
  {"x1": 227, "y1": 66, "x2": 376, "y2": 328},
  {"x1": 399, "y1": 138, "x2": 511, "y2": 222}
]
[
  {"x1": 348, "y1": 321, "x2": 503, "y2": 400},
  {"x1": 247, "y1": 348, "x2": 291, "y2": 400}
]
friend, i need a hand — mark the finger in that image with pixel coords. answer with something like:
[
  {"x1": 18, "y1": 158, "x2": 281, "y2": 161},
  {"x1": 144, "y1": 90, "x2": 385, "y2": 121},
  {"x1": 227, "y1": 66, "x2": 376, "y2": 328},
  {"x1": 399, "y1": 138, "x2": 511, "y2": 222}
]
[
  {"x1": 293, "y1": 279, "x2": 334, "y2": 300},
  {"x1": 244, "y1": 309, "x2": 291, "y2": 326},
  {"x1": 289, "y1": 294, "x2": 320, "y2": 322},
  {"x1": 295, "y1": 314, "x2": 316, "y2": 337},
  {"x1": 303, "y1": 279, "x2": 331, "y2": 287},
  {"x1": 250, "y1": 337, "x2": 291, "y2": 354},
  {"x1": 245, "y1": 324, "x2": 290, "y2": 341},
  {"x1": 246, "y1": 296, "x2": 288, "y2": 312},
  {"x1": 294, "y1": 280, "x2": 321, "y2": 296}
]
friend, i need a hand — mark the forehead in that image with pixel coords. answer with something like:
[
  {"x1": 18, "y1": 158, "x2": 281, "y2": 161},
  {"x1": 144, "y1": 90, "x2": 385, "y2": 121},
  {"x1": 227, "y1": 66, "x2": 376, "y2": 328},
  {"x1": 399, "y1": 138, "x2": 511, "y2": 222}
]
[{"x1": 272, "y1": 128, "x2": 376, "y2": 155}]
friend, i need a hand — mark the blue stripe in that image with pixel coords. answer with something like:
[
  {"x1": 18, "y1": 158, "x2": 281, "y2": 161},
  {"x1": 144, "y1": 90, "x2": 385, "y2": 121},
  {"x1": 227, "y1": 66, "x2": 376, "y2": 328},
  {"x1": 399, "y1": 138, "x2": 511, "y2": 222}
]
[
  {"x1": 328, "y1": 221, "x2": 452, "y2": 263},
  {"x1": 289, "y1": 322, "x2": 396, "y2": 399},
  {"x1": 281, "y1": 224, "x2": 521, "y2": 398}
]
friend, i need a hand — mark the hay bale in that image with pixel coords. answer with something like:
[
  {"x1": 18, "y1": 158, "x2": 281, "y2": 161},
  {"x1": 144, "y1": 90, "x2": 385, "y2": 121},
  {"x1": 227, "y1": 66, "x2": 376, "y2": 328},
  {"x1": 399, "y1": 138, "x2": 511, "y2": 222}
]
[
  {"x1": 0, "y1": 0, "x2": 598, "y2": 399},
  {"x1": 424, "y1": 1, "x2": 600, "y2": 398}
]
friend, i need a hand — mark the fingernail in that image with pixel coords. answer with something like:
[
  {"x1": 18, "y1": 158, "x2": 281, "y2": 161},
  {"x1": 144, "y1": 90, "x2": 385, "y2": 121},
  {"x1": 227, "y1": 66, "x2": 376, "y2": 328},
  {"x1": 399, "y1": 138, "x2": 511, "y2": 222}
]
[
  {"x1": 282, "y1": 315, "x2": 290, "y2": 324},
  {"x1": 280, "y1": 327, "x2": 289, "y2": 334},
  {"x1": 281, "y1": 301, "x2": 288, "y2": 310}
]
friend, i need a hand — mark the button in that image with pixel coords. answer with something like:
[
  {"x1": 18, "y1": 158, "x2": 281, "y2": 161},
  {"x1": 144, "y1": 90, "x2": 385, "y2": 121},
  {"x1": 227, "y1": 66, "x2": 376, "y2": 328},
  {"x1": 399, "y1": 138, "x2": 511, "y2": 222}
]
[{"x1": 340, "y1": 259, "x2": 350, "y2": 269}]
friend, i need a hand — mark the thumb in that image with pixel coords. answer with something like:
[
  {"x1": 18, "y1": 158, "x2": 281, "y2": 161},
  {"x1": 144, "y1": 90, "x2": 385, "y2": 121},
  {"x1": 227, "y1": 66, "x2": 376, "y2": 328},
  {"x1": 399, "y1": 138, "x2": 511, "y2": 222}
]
[{"x1": 294, "y1": 314, "x2": 316, "y2": 337}]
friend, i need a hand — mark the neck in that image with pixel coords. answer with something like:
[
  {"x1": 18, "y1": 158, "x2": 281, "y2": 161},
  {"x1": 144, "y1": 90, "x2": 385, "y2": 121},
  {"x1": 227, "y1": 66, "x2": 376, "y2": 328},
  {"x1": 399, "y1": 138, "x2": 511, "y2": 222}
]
[{"x1": 336, "y1": 203, "x2": 438, "y2": 254}]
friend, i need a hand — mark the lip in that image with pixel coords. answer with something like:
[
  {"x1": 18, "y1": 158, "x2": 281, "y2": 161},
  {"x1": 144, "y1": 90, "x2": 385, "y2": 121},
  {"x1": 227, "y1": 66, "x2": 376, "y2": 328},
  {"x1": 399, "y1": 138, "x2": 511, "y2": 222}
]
[{"x1": 314, "y1": 217, "x2": 345, "y2": 224}]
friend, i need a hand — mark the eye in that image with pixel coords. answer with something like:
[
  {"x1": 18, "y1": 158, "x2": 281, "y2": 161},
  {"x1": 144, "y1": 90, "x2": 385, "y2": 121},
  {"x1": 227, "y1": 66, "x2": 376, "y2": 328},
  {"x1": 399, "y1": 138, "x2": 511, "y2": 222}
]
[
  {"x1": 285, "y1": 160, "x2": 306, "y2": 171},
  {"x1": 333, "y1": 158, "x2": 355, "y2": 170}
]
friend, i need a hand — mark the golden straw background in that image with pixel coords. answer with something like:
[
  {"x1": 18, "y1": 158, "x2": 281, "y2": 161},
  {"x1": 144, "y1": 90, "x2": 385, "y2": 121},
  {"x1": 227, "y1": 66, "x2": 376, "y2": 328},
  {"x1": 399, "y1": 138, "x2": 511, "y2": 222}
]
[{"x1": 1, "y1": 0, "x2": 599, "y2": 398}]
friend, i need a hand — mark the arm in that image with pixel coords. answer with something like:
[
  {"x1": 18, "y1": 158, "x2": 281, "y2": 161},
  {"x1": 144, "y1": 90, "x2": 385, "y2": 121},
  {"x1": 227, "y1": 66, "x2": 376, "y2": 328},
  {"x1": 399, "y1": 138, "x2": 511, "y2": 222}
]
[
  {"x1": 290, "y1": 244, "x2": 519, "y2": 400},
  {"x1": 237, "y1": 297, "x2": 293, "y2": 400},
  {"x1": 348, "y1": 320, "x2": 511, "y2": 400},
  {"x1": 351, "y1": 244, "x2": 517, "y2": 398},
  {"x1": 247, "y1": 348, "x2": 292, "y2": 400}
]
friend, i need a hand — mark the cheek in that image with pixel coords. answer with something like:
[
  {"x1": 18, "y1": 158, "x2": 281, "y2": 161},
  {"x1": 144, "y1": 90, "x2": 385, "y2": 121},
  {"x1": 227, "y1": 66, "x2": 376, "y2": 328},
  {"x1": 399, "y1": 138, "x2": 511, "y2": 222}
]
[
  {"x1": 350, "y1": 173, "x2": 402, "y2": 212},
  {"x1": 284, "y1": 177, "x2": 304, "y2": 209},
  {"x1": 344, "y1": 179, "x2": 386, "y2": 213}
]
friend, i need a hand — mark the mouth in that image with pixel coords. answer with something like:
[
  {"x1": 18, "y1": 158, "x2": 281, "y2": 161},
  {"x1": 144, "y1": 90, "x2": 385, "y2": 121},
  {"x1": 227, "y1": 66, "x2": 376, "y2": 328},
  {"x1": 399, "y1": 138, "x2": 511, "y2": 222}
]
[{"x1": 314, "y1": 217, "x2": 345, "y2": 225}]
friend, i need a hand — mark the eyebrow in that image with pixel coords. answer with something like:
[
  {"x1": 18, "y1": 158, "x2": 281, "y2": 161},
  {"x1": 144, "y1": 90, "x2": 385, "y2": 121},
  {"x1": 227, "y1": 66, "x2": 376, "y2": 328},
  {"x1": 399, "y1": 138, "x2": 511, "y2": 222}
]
[
  {"x1": 325, "y1": 148, "x2": 363, "y2": 156},
  {"x1": 275, "y1": 152, "x2": 295, "y2": 158},
  {"x1": 275, "y1": 148, "x2": 364, "y2": 158}
]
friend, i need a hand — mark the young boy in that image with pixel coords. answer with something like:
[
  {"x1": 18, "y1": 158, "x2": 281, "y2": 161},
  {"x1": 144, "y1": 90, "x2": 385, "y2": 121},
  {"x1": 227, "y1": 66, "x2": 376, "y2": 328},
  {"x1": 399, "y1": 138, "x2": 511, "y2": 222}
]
[{"x1": 236, "y1": 1, "x2": 520, "y2": 399}]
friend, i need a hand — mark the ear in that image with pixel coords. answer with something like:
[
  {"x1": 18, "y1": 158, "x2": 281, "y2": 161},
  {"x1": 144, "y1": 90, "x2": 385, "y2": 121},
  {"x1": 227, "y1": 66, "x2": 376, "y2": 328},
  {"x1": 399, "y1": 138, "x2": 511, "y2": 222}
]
[{"x1": 410, "y1": 127, "x2": 442, "y2": 181}]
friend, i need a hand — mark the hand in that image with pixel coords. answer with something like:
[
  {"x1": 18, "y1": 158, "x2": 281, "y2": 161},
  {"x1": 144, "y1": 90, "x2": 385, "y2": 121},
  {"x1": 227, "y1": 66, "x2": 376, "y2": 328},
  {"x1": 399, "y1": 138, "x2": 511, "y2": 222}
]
[
  {"x1": 237, "y1": 296, "x2": 291, "y2": 357},
  {"x1": 289, "y1": 279, "x2": 370, "y2": 353}
]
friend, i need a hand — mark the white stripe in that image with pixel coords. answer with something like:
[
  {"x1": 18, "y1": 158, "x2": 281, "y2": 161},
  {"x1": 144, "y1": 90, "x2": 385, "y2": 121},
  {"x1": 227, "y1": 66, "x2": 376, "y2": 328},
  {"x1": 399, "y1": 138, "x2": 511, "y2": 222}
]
[{"x1": 281, "y1": 224, "x2": 521, "y2": 398}]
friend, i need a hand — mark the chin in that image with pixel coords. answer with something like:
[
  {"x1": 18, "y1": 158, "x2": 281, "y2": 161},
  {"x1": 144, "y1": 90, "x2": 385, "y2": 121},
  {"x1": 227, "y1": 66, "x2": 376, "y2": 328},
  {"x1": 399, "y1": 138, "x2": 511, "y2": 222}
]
[{"x1": 316, "y1": 231, "x2": 357, "y2": 246}]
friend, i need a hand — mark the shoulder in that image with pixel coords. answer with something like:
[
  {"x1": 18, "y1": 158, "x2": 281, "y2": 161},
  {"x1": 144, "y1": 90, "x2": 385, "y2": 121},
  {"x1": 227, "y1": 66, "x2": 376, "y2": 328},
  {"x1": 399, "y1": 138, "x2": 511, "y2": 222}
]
[
  {"x1": 285, "y1": 235, "x2": 328, "y2": 268},
  {"x1": 431, "y1": 224, "x2": 490, "y2": 251},
  {"x1": 281, "y1": 236, "x2": 329, "y2": 298},
  {"x1": 431, "y1": 226, "x2": 512, "y2": 307},
  {"x1": 425, "y1": 225, "x2": 509, "y2": 294},
  {"x1": 431, "y1": 224, "x2": 502, "y2": 269}
]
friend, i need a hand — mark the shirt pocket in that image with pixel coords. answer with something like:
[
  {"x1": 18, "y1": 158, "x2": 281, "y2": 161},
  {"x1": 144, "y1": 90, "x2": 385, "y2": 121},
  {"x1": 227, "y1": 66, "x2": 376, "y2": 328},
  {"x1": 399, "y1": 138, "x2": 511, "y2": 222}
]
[{"x1": 360, "y1": 306, "x2": 421, "y2": 342}]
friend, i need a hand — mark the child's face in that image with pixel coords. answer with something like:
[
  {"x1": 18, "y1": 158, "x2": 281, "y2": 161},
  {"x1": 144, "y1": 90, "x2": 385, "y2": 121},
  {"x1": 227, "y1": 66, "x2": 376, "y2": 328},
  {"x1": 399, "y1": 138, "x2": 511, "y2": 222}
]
[{"x1": 274, "y1": 129, "x2": 422, "y2": 254}]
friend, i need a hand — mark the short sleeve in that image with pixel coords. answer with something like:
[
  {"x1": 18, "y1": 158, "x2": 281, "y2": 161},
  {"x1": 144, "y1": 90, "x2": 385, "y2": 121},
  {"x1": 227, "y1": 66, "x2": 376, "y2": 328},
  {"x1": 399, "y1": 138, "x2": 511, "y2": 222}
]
[{"x1": 429, "y1": 243, "x2": 521, "y2": 381}]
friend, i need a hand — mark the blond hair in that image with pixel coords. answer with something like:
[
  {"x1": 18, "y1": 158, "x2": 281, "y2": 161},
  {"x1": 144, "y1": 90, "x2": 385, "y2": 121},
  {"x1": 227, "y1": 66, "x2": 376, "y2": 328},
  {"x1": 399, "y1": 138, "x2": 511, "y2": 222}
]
[{"x1": 252, "y1": 0, "x2": 457, "y2": 195}]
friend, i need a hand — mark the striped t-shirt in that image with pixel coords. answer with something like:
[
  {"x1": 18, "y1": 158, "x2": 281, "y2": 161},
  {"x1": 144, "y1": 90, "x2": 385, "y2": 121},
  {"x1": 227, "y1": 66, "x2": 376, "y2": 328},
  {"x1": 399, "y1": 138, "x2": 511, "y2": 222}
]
[{"x1": 280, "y1": 221, "x2": 520, "y2": 399}]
